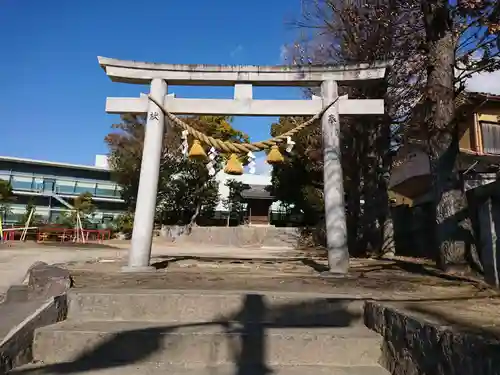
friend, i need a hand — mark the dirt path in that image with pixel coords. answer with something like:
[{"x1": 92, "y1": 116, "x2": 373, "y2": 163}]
[
  {"x1": 4, "y1": 241, "x2": 499, "y2": 337},
  {"x1": 0, "y1": 240, "x2": 305, "y2": 296}
]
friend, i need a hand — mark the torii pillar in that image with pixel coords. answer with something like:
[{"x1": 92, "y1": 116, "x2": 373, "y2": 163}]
[
  {"x1": 98, "y1": 56, "x2": 388, "y2": 273},
  {"x1": 321, "y1": 80, "x2": 348, "y2": 273}
]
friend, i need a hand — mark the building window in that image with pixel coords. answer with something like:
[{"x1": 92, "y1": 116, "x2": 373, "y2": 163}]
[
  {"x1": 55, "y1": 180, "x2": 76, "y2": 194},
  {"x1": 11, "y1": 176, "x2": 34, "y2": 191},
  {"x1": 43, "y1": 179, "x2": 55, "y2": 192},
  {"x1": 75, "y1": 182, "x2": 96, "y2": 195},
  {"x1": 33, "y1": 178, "x2": 43, "y2": 192},
  {"x1": 481, "y1": 121, "x2": 500, "y2": 155},
  {"x1": 0, "y1": 171, "x2": 10, "y2": 182},
  {"x1": 95, "y1": 183, "x2": 118, "y2": 198}
]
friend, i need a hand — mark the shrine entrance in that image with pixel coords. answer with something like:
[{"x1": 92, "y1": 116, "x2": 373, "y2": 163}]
[{"x1": 98, "y1": 56, "x2": 387, "y2": 273}]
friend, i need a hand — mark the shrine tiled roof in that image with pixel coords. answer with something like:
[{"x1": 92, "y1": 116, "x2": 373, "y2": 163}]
[{"x1": 241, "y1": 185, "x2": 274, "y2": 200}]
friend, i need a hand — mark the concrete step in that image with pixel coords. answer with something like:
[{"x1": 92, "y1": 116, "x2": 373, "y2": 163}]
[
  {"x1": 10, "y1": 363, "x2": 390, "y2": 375},
  {"x1": 67, "y1": 289, "x2": 365, "y2": 325},
  {"x1": 167, "y1": 226, "x2": 300, "y2": 248},
  {"x1": 33, "y1": 320, "x2": 382, "y2": 367}
]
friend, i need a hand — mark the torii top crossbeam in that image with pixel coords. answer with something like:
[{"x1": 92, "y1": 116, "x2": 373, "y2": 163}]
[
  {"x1": 98, "y1": 57, "x2": 388, "y2": 117},
  {"x1": 98, "y1": 56, "x2": 387, "y2": 86}
]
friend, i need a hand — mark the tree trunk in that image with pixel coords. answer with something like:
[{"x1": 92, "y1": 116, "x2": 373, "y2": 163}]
[
  {"x1": 187, "y1": 203, "x2": 201, "y2": 233},
  {"x1": 346, "y1": 182, "x2": 362, "y2": 254},
  {"x1": 344, "y1": 126, "x2": 364, "y2": 255},
  {"x1": 381, "y1": 213, "x2": 395, "y2": 257},
  {"x1": 361, "y1": 123, "x2": 378, "y2": 255},
  {"x1": 358, "y1": 76, "x2": 392, "y2": 257},
  {"x1": 422, "y1": 0, "x2": 477, "y2": 272},
  {"x1": 377, "y1": 119, "x2": 395, "y2": 257}
]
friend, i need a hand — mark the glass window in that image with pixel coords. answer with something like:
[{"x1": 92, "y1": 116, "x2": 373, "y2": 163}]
[
  {"x1": 50, "y1": 212, "x2": 63, "y2": 224},
  {"x1": 33, "y1": 178, "x2": 43, "y2": 192},
  {"x1": 4, "y1": 212, "x2": 22, "y2": 224},
  {"x1": 480, "y1": 121, "x2": 500, "y2": 155},
  {"x1": 55, "y1": 180, "x2": 76, "y2": 194},
  {"x1": 75, "y1": 182, "x2": 96, "y2": 195},
  {"x1": 0, "y1": 171, "x2": 10, "y2": 182},
  {"x1": 9, "y1": 204, "x2": 25, "y2": 214},
  {"x1": 11, "y1": 176, "x2": 33, "y2": 191},
  {"x1": 43, "y1": 179, "x2": 55, "y2": 192},
  {"x1": 95, "y1": 183, "x2": 117, "y2": 197}
]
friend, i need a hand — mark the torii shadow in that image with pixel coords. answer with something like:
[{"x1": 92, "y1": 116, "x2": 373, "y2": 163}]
[{"x1": 9, "y1": 294, "x2": 361, "y2": 375}]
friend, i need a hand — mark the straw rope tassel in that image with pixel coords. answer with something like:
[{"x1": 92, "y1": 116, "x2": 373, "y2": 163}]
[
  {"x1": 224, "y1": 154, "x2": 243, "y2": 175},
  {"x1": 188, "y1": 140, "x2": 207, "y2": 161},
  {"x1": 267, "y1": 145, "x2": 285, "y2": 164}
]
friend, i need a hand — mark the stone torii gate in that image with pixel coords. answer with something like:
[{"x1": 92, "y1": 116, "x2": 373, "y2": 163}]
[{"x1": 98, "y1": 56, "x2": 387, "y2": 274}]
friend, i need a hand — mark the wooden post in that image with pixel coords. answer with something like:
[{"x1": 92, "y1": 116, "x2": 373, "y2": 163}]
[{"x1": 20, "y1": 208, "x2": 34, "y2": 241}]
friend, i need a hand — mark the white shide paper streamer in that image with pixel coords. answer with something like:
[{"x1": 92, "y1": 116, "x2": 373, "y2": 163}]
[
  {"x1": 180, "y1": 130, "x2": 189, "y2": 156},
  {"x1": 207, "y1": 147, "x2": 218, "y2": 176},
  {"x1": 285, "y1": 136, "x2": 296, "y2": 153},
  {"x1": 247, "y1": 151, "x2": 256, "y2": 174}
]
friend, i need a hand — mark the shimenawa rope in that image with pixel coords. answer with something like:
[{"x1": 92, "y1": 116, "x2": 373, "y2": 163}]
[{"x1": 146, "y1": 94, "x2": 340, "y2": 154}]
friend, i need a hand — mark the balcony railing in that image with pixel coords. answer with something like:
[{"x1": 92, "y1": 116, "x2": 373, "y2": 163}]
[
  {"x1": 0, "y1": 172, "x2": 123, "y2": 200},
  {"x1": 480, "y1": 121, "x2": 500, "y2": 155}
]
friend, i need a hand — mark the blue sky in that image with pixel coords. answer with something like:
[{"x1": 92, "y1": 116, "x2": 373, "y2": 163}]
[{"x1": 0, "y1": 0, "x2": 303, "y2": 168}]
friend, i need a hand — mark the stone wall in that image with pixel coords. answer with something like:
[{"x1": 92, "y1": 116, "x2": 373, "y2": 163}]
[
  {"x1": 0, "y1": 263, "x2": 72, "y2": 373},
  {"x1": 364, "y1": 301, "x2": 500, "y2": 375},
  {"x1": 160, "y1": 226, "x2": 301, "y2": 248},
  {"x1": 0, "y1": 295, "x2": 68, "y2": 373}
]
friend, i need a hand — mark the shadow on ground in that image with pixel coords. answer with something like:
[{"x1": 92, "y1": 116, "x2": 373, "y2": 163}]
[
  {"x1": 150, "y1": 256, "x2": 197, "y2": 270},
  {"x1": 150, "y1": 256, "x2": 297, "y2": 270},
  {"x1": 10, "y1": 295, "x2": 361, "y2": 375},
  {"x1": 300, "y1": 257, "x2": 488, "y2": 287}
]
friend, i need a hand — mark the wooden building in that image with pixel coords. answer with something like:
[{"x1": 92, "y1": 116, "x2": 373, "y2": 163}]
[
  {"x1": 389, "y1": 91, "x2": 500, "y2": 205},
  {"x1": 388, "y1": 91, "x2": 500, "y2": 265},
  {"x1": 241, "y1": 185, "x2": 274, "y2": 225}
]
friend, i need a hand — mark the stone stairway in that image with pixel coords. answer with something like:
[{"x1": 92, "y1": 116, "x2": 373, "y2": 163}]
[{"x1": 10, "y1": 289, "x2": 389, "y2": 374}]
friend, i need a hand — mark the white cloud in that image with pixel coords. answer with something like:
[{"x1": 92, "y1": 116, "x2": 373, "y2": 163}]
[
  {"x1": 466, "y1": 70, "x2": 500, "y2": 94},
  {"x1": 252, "y1": 155, "x2": 272, "y2": 176},
  {"x1": 230, "y1": 45, "x2": 244, "y2": 58}
]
